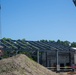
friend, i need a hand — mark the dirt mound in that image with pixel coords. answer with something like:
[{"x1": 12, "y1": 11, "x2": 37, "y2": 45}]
[{"x1": 0, "y1": 54, "x2": 59, "y2": 75}]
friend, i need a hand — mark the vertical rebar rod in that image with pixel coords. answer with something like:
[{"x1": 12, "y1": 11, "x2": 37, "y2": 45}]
[
  {"x1": 0, "y1": 0, "x2": 2, "y2": 40},
  {"x1": 0, "y1": 0, "x2": 3, "y2": 49},
  {"x1": 0, "y1": 0, "x2": 2, "y2": 48}
]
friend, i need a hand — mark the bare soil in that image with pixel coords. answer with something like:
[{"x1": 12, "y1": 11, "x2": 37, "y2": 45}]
[{"x1": 0, "y1": 54, "x2": 68, "y2": 75}]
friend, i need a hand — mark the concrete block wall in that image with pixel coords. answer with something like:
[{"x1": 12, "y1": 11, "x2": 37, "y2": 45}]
[{"x1": 41, "y1": 51, "x2": 74, "y2": 67}]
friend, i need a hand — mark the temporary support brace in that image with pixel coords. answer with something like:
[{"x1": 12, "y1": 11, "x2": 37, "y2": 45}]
[
  {"x1": 37, "y1": 50, "x2": 39, "y2": 63},
  {"x1": 46, "y1": 52, "x2": 48, "y2": 67},
  {"x1": 56, "y1": 50, "x2": 60, "y2": 72},
  {"x1": 69, "y1": 49, "x2": 71, "y2": 66},
  {"x1": 74, "y1": 51, "x2": 76, "y2": 64}
]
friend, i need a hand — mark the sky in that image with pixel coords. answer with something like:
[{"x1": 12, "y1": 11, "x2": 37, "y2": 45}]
[{"x1": 0, "y1": 0, "x2": 76, "y2": 42}]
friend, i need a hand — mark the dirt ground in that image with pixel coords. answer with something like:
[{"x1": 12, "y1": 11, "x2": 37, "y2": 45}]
[{"x1": 0, "y1": 54, "x2": 75, "y2": 75}]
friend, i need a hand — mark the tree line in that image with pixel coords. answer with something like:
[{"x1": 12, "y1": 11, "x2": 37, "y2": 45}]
[{"x1": 1, "y1": 38, "x2": 76, "y2": 47}]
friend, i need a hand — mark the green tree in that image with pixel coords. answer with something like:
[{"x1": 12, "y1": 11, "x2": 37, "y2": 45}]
[{"x1": 71, "y1": 42, "x2": 76, "y2": 47}]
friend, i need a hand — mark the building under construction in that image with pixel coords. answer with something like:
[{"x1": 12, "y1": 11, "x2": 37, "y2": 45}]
[
  {"x1": 0, "y1": 39, "x2": 76, "y2": 71},
  {"x1": 0, "y1": 0, "x2": 76, "y2": 72}
]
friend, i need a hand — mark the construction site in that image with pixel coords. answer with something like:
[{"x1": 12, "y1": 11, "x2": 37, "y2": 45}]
[{"x1": 0, "y1": 0, "x2": 76, "y2": 75}]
